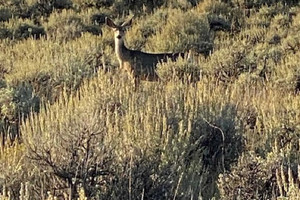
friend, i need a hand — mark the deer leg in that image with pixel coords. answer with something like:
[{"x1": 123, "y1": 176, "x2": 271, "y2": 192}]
[
  {"x1": 134, "y1": 76, "x2": 140, "y2": 90},
  {"x1": 129, "y1": 71, "x2": 140, "y2": 91}
]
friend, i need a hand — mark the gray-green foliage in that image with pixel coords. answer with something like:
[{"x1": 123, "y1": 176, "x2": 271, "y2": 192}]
[
  {"x1": 13, "y1": 24, "x2": 45, "y2": 39},
  {"x1": 145, "y1": 9, "x2": 210, "y2": 53},
  {"x1": 44, "y1": 11, "x2": 88, "y2": 41},
  {"x1": 157, "y1": 57, "x2": 202, "y2": 83},
  {"x1": 234, "y1": 0, "x2": 300, "y2": 8},
  {"x1": 0, "y1": 83, "x2": 39, "y2": 141},
  {"x1": 218, "y1": 153, "x2": 278, "y2": 200},
  {"x1": 0, "y1": 8, "x2": 12, "y2": 22}
]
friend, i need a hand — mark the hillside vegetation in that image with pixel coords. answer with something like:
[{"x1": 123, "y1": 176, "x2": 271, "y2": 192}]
[{"x1": 0, "y1": 0, "x2": 300, "y2": 199}]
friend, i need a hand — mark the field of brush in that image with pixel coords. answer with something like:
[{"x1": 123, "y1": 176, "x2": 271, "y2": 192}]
[{"x1": 0, "y1": 0, "x2": 300, "y2": 199}]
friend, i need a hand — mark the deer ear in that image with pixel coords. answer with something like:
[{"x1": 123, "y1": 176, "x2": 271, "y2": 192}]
[
  {"x1": 121, "y1": 16, "x2": 134, "y2": 27},
  {"x1": 105, "y1": 17, "x2": 118, "y2": 28}
]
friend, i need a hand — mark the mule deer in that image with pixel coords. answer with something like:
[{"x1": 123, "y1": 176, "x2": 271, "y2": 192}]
[{"x1": 105, "y1": 16, "x2": 184, "y2": 87}]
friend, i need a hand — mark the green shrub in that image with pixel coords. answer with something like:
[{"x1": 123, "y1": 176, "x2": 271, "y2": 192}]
[
  {"x1": 0, "y1": 17, "x2": 45, "y2": 40},
  {"x1": 90, "y1": 13, "x2": 106, "y2": 24},
  {"x1": 219, "y1": 116, "x2": 300, "y2": 199},
  {"x1": 204, "y1": 42, "x2": 257, "y2": 82},
  {"x1": 45, "y1": 12, "x2": 85, "y2": 41},
  {"x1": 52, "y1": 0, "x2": 73, "y2": 9},
  {"x1": 240, "y1": 26, "x2": 267, "y2": 45},
  {"x1": 13, "y1": 83, "x2": 40, "y2": 119},
  {"x1": 0, "y1": 0, "x2": 28, "y2": 18},
  {"x1": 0, "y1": 87, "x2": 15, "y2": 121},
  {"x1": 26, "y1": 1, "x2": 54, "y2": 20},
  {"x1": 218, "y1": 153, "x2": 279, "y2": 200},
  {"x1": 84, "y1": 24, "x2": 102, "y2": 35},
  {"x1": 234, "y1": 0, "x2": 300, "y2": 9},
  {"x1": 56, "y1": 57, "x2": 99, "y2": 92},
  {"x1": 0, "y1": 87, "x2": 17, "y2": 142},
  {"x1": 0, "y1": 83, "x2": 40, "y2": 142},
  {"x1": 0, "y1": 28, "x2": 12, "y2": 40},
  {"x1": 44, "y1": 10, "x2": 102, "y2": 41},
  {"x1": 282, "y1": 34, "x2": 300, "y2": 54},
  {"x1": 198, "y1": 0, "x2": 244, "y2": 31},
  {"x1": 0, "y1": 79, "x2": 6, "y2": 88},
  {"x1": 0, "y1": 144, "x2": 28, "y2": 199},
  {"x1": 295, "y1": 76, "x2": 300, "y2": 94},
  {"x1": 0, "y1": 8, "x2": 12, "y2": 22},
  {"x1": 178, "y1": 103, "x2": 244, "y2": 198},
  {"x1": 73, "y1": 0, "x2": 114, "y2": 9},
  {"x1": 112, "y1": 0, "x2": 164, "y2": 15},
  {"x1": 13, "y1": 23, "x2": 46, "y2": 40},
  {"x1": 145, "y1": 8, "x2": 210, "y2": 53},
  {"x1": 156, "y1": 57, "x2": 202, "y2": 83},
  {"x1": 0, "y1": 0, "x2": 70, "y2": 20},
  {"x1": 22, "y1": 73, "x2": 123, "y2": 198},
  {"x1": 267, "y1": 52, "x2": 300, "y2": 93},
  {"x1": 164, "y1": 0, "x2": 196, "y2": 9},
  {"x1": 125, "y1": 10, "x2": 169, "y2": 50}
]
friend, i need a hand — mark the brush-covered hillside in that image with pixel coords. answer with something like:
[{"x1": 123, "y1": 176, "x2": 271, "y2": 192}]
[{"x1": 0, "y1": 0, "x2": 300, "y2": 199}]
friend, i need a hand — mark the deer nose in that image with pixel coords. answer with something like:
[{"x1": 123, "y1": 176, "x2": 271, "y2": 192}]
[{"x1": 116, "y1": 35, "x2": 121, "y2": 39}]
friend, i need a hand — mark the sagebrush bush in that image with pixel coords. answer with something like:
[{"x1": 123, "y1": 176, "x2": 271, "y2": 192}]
[
  {"x1": 13, "y1": 23, "x2": 46, "y2": 40},
  {"x1": 0, "y1": 17, "x2": 46, "y2": 40},
  {"x1": 90, "y1": 13, "x2": 106, "y2": 24},
  {"x1": 177, "y1": 103, "x2": 244, "y2": 198},
  {"x1": 13, "y1": 83, "x2": 40, "y2": 119},
  {"x1": 198, "y1": 0, "x2": 245, "y2": 31},
  {"x1": 145, "y1": 8, "x2": 210, "y2": 53},
  {"x1": 156, "y1": 56, "x2": 202, "y2": 83},
  {"x1": 234, "y1": 0, "x2": 300, "y2": 9},
  {"x1": 23, "y1": 88, "x2": 115, "y2": 198},
  {"x1": 0, "y1": 28, "x2": 12, "y2": 40},
  {"x1": 124, "y1": 10, "x2": 169, "y2": 50},
  {"x1": 0, "y1": 79, "x2": 6, "y2": 88},
  {"x1": 44, "y1": 9, "x2": 103, "y2": 41},
  {"x1": 164, "y1": 0, "x2": 199, "y2": 9},
  {"x1": 203, "y1": 41, "x2": 257, "y2": 82},
  {"x1": 52, "y1": 0, "x2": 73, "y2": 9},
  {"x1": 73, "y1": 0, "x2": 115, "y2": 9},
  {"x1": 219, "y1": 119, "x2": 300, "y2": 199},
  {"x1": 44, "y1": 11, "x2": 85, "y2": 41},
  {"x1": 0, "y1": 33, "x2": 105, "y2": 141},
  {"x1": 111, "y1": 0, "x2": 164, "y2": 15},
  {"x1": 0, "y1": 0, "x2": 28, "y2": 18},
  {"x1": 3, "y1": 33, "x2": 103, "y2": 96},
  {"x1": 0, "y1": 83, "x2": 39, "y2": 142},
  {"x1": 0, "y1": 8, "x2": 12, "y2": 22},
  {"x1": 0, "y1": 87, "x2": 15, "y2": 120},
  {"x1": 218, "y1": 153, "x2": 279, "y2": 200},
  {"x1": 0, "y1": 143, "x2": 29, "y2": 199},
  {"x1": 25, "y1": 1, "x2": 55, "y2": 20}
]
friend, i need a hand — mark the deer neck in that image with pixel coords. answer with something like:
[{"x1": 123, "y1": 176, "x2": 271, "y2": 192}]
[{"x1": 115, "y1": 38, "x2": 129, "y2": 63}]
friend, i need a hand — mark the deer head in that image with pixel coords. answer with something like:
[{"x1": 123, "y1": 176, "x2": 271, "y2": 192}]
[{"x1": 105, "y1": 17, "x2": 133, "y2": 44}]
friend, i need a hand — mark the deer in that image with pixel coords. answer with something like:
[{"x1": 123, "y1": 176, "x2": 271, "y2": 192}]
[{"x1": 105, "y1": 16, "x2": 185, "y2": 88}]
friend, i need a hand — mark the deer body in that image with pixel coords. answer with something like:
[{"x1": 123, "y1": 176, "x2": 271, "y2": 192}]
[{"x1": 106, "y1": 17, "x2": 183, "y2": 85}]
